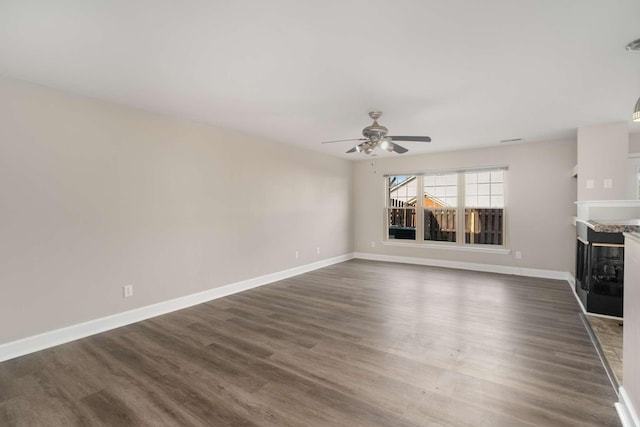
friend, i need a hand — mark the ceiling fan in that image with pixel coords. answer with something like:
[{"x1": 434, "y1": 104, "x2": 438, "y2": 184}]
[{"x1": 321, "y1": 111, "x2": 431, "y2": 155}]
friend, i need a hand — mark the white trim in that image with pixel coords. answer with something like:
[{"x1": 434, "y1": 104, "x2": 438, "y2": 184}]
[
  {"x1": 574, "y1": 294, "x2": 588, "y2": 315},
  {"x1": 354, "y1": 252, "x2": 569, "y2": 281},
  {"x1": 585, "y1": 312, "x2": 624, "y2": 321},
  {"x1": 617, "y1": 386, "x2": 640, "y2": 427},
  {"x1": 575, "y1": 218, "x2": 591, "y2": 227},
  {"x1": 0, "y1": 253, "x2": 354, "y2": 363},
  {"x1": 383, "y1": 164, "x2": 509, "y2": 178},
  {"x1": 382, "y1": 241, "x2": 510, "y2": 254},
  {"x1": 566, "y1": 273, "x2": 576, "y2": 288},
  {"x1": 565, "y1": 274, "x2": 589, "y2": 314},
  {"x1": 625, "y1": 232, "x2": 640, "y2": 244},
  {"x1": 575, "y1": 200, "x2": 640, "y2": 207}
]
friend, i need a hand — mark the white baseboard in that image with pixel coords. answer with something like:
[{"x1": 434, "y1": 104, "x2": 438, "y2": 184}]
[
  {"x1": 565, "y1": 273, "x2": 588, "y2": 315},
  {"x1": 0, "y1": 253, "x2": 354, "y2": 363},
  {"x1": 565, "y1": 273, "x2": 576, "y2": 288},
  {"x1": 353, "y1": 252, "x2": 571, "y2": 282},
  {"x1": 0, "y1": 252, "x2": 586, "y2": 363},
  {"x1": 617, "y1": 387, "x2": 640, "y2": 427}
]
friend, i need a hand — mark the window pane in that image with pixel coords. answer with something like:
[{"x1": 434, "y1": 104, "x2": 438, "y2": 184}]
[
  {"x1": 435, "y1": 175, "x2": 447, "y2": 186},
  {"x1": 446, "y1": 186, "x2": 457, "y2": 197},
  {"x1": 389, "y1": 176, "x2": 416, "y2": 207},
  {"x1": 388, "y1": 208, "x2": 416, "y2": 240},
  {"x1": 477, "y1": 172, "x2": 491, "y2": 183},
  {"x1": 443, "y1": 197, "x2": 457, "y2": 207},
  {"x1": 424, "y1": 208, "x2": 456, "y2": 242},
  {"x1": 424, "y1": 173, "x2": 457, "y2": 209},
  {"x1": 465, "y1": 169, "x2": 505, "y2": 209},
  {"x1": 407, "y1": 180, "x2": 417, "y2": 198},
  {"x1": 465, "y1": 208, "x2": 504, "y2": 245},
  {"x1": 477, "y1": 195, "x2": 490, "y2": 207},
  {"x1": 477, "y1": 183, "x2": 490, "y2": 195}
]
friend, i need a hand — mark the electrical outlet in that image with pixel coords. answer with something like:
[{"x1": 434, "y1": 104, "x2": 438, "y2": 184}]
[
  {"x1": 586, "y1": 179, "x2": 594, "y2": 189},
  {"x1": 316, "y1": 247, "x2": 320, "y2": 255},
  {"x1": 515, "y1": 251, "x2": 522, "y2": 259},
  {"x1": 123, "y1": 285, "x2": 133, "y2": 298},
  {"x1": 295, "y1": 250, "x2": 299, "y2": 259},
  {"x1": 604, "y1": 178, "x2": 613, "y2": 189},
  {"x1": 371, "y1": 241, "x2": 376, "y2": 248}
]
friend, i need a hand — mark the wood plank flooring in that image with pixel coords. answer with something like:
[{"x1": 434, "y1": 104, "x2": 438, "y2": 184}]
[{"x1": 0, "y1": 260, "x2": 620, "y2": 426}]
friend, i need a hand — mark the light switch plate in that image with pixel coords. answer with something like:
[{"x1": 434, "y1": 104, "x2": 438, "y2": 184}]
[
  {"x1": 123, "y1": 285, "x2": 133, "y2": 298},
  {"x1": 586, "y1": 179, "x2": 594, "y2": 189}
]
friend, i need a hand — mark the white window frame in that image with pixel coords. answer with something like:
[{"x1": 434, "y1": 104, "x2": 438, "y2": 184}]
[{"x1": 383, "y1": 167, "x2": 508, "y2": 252}]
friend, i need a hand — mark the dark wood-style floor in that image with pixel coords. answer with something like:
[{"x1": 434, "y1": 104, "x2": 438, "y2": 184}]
[{"x1": 0, "y1": 260, "x2": 620, "y2": 426}]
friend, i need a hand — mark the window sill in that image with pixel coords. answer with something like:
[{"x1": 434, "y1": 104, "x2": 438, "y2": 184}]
[{"x1": 382, "y1": 240, "x2": 511, "y2": 254}]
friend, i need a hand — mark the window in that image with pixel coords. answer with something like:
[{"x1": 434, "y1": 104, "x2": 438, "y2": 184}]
[
  {"x1": 423, "y1": 174, "x2": 457, "y2": 242},
  {"x1": 387, "y1": 176, "x2": 417, "y2": 240},
  {"x1": 385, "y1": 168, "x2": 506, "y2": 247},
  {"x1": 464, "y1": 170, "x2": 504, "y2": 245}
]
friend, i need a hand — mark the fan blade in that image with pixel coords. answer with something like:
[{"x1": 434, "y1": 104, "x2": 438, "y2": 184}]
[
  {"x1": 388, "y1": 136, "x2": 431, "y2": 142},
  {"x1": 321, "y1": 138, "x2": 367, "y2": 144},
  {"x1": 346, "y1": 147, "x2": 358, "y2": 153},
  {"x1": 391, "y1": 143, "x2": 408, "y2": 154}
]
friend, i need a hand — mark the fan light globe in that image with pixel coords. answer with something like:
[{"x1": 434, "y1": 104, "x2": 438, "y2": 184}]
[{"x1": 381, "y1": 138, "x2": 394, "y2": 152}]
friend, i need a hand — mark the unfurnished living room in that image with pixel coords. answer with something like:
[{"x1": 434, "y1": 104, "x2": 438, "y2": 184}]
[{"x1": 1, "y1": 2, "x2": 640, "y2": 426}]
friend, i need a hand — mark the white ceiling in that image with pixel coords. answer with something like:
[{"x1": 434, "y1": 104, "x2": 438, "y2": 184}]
[{"x1": 1, "y1": 1, "x2": 640, "y2": 159}]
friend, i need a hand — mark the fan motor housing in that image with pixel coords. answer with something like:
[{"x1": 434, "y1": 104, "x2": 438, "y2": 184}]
[{"x1": 362, "y1": 121, "x2": 388, "y2": 142}]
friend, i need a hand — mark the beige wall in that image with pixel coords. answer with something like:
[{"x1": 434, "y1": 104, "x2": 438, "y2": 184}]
[
  {"x1": 353, "y1": 140, "x2": 577, "y2": 273},
  {"x1": 577, "y1": 122, "x2": 629, "y2": 201},
  {"x1": 629, "y1": 132, "x2": 640, "y2": 153},
  {"x1": 0, "y1": 77, "x2": 353, "y2": 343}
]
